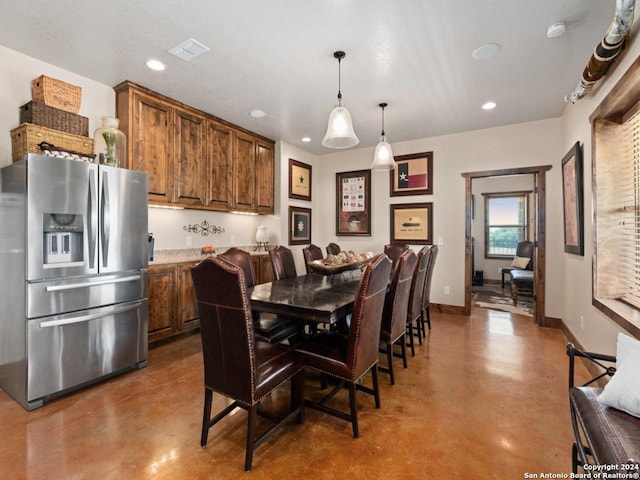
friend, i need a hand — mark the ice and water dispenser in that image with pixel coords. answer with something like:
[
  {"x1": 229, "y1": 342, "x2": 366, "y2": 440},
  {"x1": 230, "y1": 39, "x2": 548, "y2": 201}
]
[{"x1": 43, "y1": 213, "x2": 84, "y2": 265}]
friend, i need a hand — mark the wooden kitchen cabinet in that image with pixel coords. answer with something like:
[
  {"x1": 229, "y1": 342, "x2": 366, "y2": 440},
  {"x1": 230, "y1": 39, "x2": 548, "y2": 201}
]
[
  {"x1": 115, "y1": 81, "x2": 274, "y2": 214},
  {"x1": 251, "y1": 253, "x2": 273, "y2": 284},
  {"x1": 148, "y1": 262, "x2": 200, "y2": 344}
]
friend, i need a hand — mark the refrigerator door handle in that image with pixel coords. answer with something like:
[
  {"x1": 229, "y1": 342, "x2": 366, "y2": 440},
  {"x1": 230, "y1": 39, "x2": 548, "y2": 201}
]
[
  {"x1": 101, "y1": 171, "x2": 111, "y2": 267},
  {"x1": 44, "y1": 274, "x2": 142, "y2": 292},
  {"x1": 39, "y1": 301, "x2": 144, "y2": 328},
  {"x1": 88, "y1": 168, "x2": 97, "y2": 269}
]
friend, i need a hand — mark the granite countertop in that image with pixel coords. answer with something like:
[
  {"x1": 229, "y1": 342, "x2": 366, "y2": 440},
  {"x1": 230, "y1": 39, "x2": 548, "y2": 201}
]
[{"x1": 150, "y1": 246, "x2": 269, "y2": 265}]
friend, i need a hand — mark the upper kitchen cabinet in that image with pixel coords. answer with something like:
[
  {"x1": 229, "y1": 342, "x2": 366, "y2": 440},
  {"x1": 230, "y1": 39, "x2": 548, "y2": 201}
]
[{"x1": 114, "y1": 81, "x2": 273, "y2": 214}]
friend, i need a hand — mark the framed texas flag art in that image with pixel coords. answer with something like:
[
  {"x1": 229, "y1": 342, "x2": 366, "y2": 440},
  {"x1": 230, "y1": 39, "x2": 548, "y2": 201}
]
[{"x1": 390, "y1": 151, "x2": 433, "y2": 197}]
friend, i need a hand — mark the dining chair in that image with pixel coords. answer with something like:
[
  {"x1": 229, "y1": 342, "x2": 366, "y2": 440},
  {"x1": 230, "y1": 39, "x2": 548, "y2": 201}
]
[
  {"x1": 220, "y1": 247, "x2": 301, "y2": 344},
  {"x1": 379, "y1": 248, "x2": 416, "y2": 385},
  {"x1": 190, "y1": 256, "x2": 305, "y2": 471},
  {"x1": 326, "y1": 242, "x2": 341, "y2": 256},
  {"x1": 269, "y1": 245, "x2": 298, "y2": 280},
  {"x1": 384, "y1": 242, "x2": 409, "y2": 264},
  {"x1": 421, "y1": 245, "x2": 439, "y2": 332},
  {"x1": 302, "y1": 244, "x2": 323, "y2": 274},
  {"x1": 406, "y1": 246, "x2": 430, "y2": 356},
  {"x1": 292, "y1": 253, "x2": 392, "y2": 438}
]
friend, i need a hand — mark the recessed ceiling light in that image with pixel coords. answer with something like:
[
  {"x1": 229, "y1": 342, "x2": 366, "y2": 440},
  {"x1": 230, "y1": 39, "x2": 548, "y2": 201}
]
[
  {"x1": 250, "y1": 109, "x2": 266, "y2": 118},
  {"x1": 146, "y1": 59, "x2": 166, "y2": 71},
  {"x1": 547, "y1": 22, "x2": 567, "y2": 38},
  {"x1": 482, "y1": 101, "x2": 497, "y2": 110},
  {"x1": 302, "y1": 137, "x2": 311, "y2": 143},
  {"x1": 472, "y1": 43, "x2": 501, "y2": 60}
]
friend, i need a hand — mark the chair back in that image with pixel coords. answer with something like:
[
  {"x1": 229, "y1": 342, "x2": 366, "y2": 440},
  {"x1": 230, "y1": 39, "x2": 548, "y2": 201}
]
[
  {"x1": 191, "y1": 257, "x2": 258, "y2": 405},
  {"x1": 346, "y1": 253, "x2": 392, "y2": 378},
  {"x1": 381, "y1": 249, "x2": 417, "y2": 342},
  {"x1": 384, "y1": 242, "x2": 409, "y2": 263},
  {"x1": 302, "y1": 244, "x2": 324, "y2": 274},
  {"x1": 407, "y1": 246, "x2": 430, "y2": 324},
  {"x1": 326, "y1": 242, "x2": 341, "y2": 256},
  {"x1": 422, "y1": 245, "x2": 439, "y2": 307},
  {"x1": 219, "y1": 247, "x2": 256, "y2": 287},
  {"x1": 269, "y1": 245, "x2": 298, "y2": 280},
  {"x1": 515, "y1": 240, "x2": 534, "y2": 270}
]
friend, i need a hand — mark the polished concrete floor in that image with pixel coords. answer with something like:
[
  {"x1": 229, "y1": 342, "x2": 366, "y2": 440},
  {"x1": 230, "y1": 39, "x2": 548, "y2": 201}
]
[{"x1": 0, "y1": 306, "x2": 588, "y2": 479}]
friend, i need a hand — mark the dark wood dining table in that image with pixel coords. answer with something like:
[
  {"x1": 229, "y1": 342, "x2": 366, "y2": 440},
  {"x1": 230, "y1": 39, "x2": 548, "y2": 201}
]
[{"x1": 248, "y1": 272, "x2": 363, "y2": 326}]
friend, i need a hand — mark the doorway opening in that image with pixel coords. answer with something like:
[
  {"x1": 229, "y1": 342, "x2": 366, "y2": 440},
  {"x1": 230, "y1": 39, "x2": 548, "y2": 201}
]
[{"x1": 462, "y1": 165, "x2": 552, "y2": 326}]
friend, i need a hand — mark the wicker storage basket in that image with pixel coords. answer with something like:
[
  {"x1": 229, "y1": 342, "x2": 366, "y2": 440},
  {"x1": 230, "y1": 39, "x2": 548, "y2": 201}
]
[
  {"x1": 20, "y1": 101, "x2": 89, "y2": 136},
  {"x1": 31, "y1": 75, "x2": 81, "y2": 114},
  {"x1": 11, "y1": 123, "x2": 94, "y2": 162}
]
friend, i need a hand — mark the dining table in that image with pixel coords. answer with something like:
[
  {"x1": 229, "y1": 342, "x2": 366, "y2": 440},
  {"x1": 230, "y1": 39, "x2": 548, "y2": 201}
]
[{"x1": 248, "y1": 271, "x2": 364, "y2": 326}]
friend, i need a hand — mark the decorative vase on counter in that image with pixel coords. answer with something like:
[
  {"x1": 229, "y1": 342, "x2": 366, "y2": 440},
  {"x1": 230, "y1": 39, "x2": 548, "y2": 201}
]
[
  {"x1": 255, "y1": 225, "x2": 269, "y2": 252},
  {"x1": 93, "y1": 116, "x2": 126, "y2": 167}
]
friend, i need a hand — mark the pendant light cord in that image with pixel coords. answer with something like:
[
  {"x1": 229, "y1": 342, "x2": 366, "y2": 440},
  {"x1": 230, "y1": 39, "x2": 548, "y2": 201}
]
[{"x1": 337, "y1": 56, "x2": 342, "y2": 103}]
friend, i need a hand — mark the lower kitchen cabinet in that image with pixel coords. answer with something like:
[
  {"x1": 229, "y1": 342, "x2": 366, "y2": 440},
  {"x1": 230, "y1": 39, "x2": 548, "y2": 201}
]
[
  {"x1": 251, "y1": 253, "x2": 273, "y2": 284},
  {"x1": 148, "y1": 262, "x2": 200, "y2": 344}
]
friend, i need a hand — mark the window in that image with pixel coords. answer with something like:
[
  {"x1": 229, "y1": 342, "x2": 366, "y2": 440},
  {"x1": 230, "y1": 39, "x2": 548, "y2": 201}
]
[{"x1": 484, "y1": 192, "x2": 529, "y2": 258}]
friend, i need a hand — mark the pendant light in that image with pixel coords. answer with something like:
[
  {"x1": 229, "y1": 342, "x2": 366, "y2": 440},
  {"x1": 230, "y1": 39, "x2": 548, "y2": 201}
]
[
  {"x1": 322, "y1": 51, "x2": 359, "y2": 149},
  {"x1": 371, "y1": 102, "x2": 395, "y2": 170}
]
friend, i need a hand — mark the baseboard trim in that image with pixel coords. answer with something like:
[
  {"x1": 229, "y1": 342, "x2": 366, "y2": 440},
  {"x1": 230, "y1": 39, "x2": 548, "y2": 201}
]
[{"x1": 431, "y1": 303, "x2": 467, "y2": 316}]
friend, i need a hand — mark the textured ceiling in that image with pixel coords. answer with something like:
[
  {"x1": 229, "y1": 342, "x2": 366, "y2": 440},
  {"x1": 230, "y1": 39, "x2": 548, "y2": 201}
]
[{"x1": 0, "y1": 0, "x2": 617, "y2": 155}]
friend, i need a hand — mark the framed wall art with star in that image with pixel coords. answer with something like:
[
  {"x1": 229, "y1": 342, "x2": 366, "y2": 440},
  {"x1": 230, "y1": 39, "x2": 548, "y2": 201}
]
[
  {"x1": 390, "y1": 151, "x2": 433, "y2": 197},
  {"x1": 289, "y1": 158, "x2": 312, "y2": 201}
]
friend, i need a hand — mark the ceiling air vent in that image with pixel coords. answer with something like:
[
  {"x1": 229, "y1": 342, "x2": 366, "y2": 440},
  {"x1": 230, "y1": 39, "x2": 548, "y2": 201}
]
[{"x1": 168, "y1": 38, "x2": 210, "y2": 61}]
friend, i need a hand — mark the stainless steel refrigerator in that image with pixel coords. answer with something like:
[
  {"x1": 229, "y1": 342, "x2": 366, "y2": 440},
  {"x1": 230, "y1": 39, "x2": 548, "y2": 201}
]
[{"x1": 0, "y1": 154, "x2": 149, "y2": 410}]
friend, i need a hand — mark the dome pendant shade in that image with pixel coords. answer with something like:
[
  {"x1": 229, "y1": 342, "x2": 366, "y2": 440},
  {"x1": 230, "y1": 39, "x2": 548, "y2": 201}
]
[
  {"x1": 322, "y1": 50, "x2": 359, "y2": 149},
  {"x1": 371, "y1": 102, "x2": 395, "y2": 170},
  {"x1": 322, "y1": 105, "x2": 359, "y2": 148}
]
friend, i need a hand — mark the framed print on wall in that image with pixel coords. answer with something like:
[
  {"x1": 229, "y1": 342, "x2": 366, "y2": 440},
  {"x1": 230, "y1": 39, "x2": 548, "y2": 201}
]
[
  {"x1": 336, "y1": 169, "x2": 371, "y2": 236},
  {"x1": 390, "y1": 151, "x2": 434, "y2": 196},
  {"x1": 289, "y1": 158, "x2": 312, "y2": 201},
  {"x1": 561, "y1": 141, "x2": 584, "y2": 255},
  {"x1": 390, "y1": 202, "x2": 433, "y2": 245},
  {"x1": 289, "y1": 206, "x2": 311, "y2": 245}
]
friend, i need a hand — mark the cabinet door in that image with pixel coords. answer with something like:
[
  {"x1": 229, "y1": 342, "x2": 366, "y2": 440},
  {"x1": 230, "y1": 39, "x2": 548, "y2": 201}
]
[
  {"x1": 178, "y1": 263, "x2": 199, "y2": 331},
  {"x1": 255, "y1": 140, "x2": 275, "y2": 214},
  {"x1": 233, "y1": 130, "x2": 256, "y2": 211},
  {"x1": 148, "y1": 264, "x2": 177, "y2": 343},
  {"x1": 132, "y1": 92, "x2": 174, "y2": 203},
  {"x1": 174, "y1": 109, "x2": 206, "y2": 206},
  {"x1": 205, "y1": 120, "x2": 233, "y2": 210}
]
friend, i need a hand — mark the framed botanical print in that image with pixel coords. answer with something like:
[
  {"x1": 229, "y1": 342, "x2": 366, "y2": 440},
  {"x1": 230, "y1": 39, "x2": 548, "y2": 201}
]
[
  {"x1": 289, "y1": 206, "x2": 311, "y2": 245},
  {"x1": 561, "y1": 142, "x2": 584, "y2": 255},
  {"x1": 336, "y1": 169, "x2": 371, "y2": 236},
  {"x1": 289, "y1": 158, "x2": 312, "y2": 201},
  {"x1": 390, "y1": 202, "x2": 433, "y2": 245},
  {"x1": 390, "y1": 151, "x2": 434, "y2": 196}
]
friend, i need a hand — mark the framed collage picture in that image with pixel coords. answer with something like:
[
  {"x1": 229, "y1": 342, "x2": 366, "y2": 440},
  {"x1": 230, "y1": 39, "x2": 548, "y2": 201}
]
[{"x1": 336, "y1": 169, "x2": 371, "y2": 236}]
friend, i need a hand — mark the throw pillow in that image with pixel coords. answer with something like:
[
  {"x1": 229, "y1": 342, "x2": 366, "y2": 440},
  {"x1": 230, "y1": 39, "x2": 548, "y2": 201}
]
[
  {"x1": 510, "y1": 256, "x2": 530, "y2": 269},
  {"x1": 597, "y1": 333, "x2": 640, "y2": 418}
]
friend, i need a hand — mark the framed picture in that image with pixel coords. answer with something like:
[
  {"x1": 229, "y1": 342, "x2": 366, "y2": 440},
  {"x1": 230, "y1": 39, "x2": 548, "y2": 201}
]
[
  {"x1": 289, "y1": 158, "x2": 312, "y2": 201},
  {"x1": 289, "y1": 206, "x2": 311, "y2": 245},
  {"x1": 390, "y1": 151, "x2": 434, "y2": 196},
  {"x1": 336, "y1": 169, "x2": 371, "y2": 236},
  {"x1": 390, "y1": 202, "x2": 433, "y2": 245},
  {"x1": 561, "y1": 142, "x2": 584, "y2": 255}
]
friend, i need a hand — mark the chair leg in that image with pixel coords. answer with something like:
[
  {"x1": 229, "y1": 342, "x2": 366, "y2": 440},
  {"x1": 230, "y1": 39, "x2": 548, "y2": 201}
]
[
  {"x1": 201, "y1": 388, "x2": 213, "y2": 447},
  {"x1": 348, "y1": 383, "x2": 359, "y2": 438},
  {"x1": 399, "y1": 335, "x2": 408, "y2": 369},
  {"x1": 406, "y1": 322, "x2": 415, "y2": 357},
  {"x1": 387, "y1": 344, "x2": 395, "y2": 385},
  {"x1": 245, "y1": 406, "x2": 258, "y2": 471},
  {"x1": 294, "y1": 371, "x2": 305, "y2": 424},
  {"x1": 371, "y1": 365, "x2": 381, "y2": 409},
  {"x1": 416, "y1": 319, "x2": 423, "y2": 345},
  {"x1": 426, "y1": 306, "x2": 432, "y2": 331}
]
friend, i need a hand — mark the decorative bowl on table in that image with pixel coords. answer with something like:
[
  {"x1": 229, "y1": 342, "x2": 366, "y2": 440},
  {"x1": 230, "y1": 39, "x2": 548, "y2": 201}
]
[{"x1": 307, "y1": 251, "x2": 374, "y2": 275}]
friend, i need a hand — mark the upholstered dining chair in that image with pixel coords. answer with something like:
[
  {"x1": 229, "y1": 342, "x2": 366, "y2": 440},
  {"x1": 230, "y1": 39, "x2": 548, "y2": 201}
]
[
  {"x1": 406, "y1": 246, "x2": 430, "y2": 356},
  {"x1": 302, "y1": 244, "x2": 323, "y2": 274},
  {"x1": 220, "y1": 247, "x2": 300, "y2": 344},
  {"x1": 292, "y1": 253, "x2": 392, "y2": 438},
  {"x1": 326, "y1": 242, "x2": 341, "y2": 256},
  {"x1": 190, "y1": 256, "x2": 304, "y2": 471},
  {"x1": 421, "y1": 245, "x2": 439, "y2": 333},
  {"x1": 269, "y1": 245, "x2": 298, "y2": 280},
  {"x1": 384, "y1": 242, "x2": 409, "y2": 264},
  {"x1": 379, "y1": 249, "x2": 416, "y2": 385}
]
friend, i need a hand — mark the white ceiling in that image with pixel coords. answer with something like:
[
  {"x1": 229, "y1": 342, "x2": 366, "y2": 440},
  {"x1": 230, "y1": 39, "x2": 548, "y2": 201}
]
[{"x1": 0, "y1": 1, "x2": 616, "y2": 155}]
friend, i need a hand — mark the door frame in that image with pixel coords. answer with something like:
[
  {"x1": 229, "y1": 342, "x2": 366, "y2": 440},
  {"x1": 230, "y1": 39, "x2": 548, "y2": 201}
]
[{"x1": 462, "y1": 165, "x2": 552, "y2": 326}]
